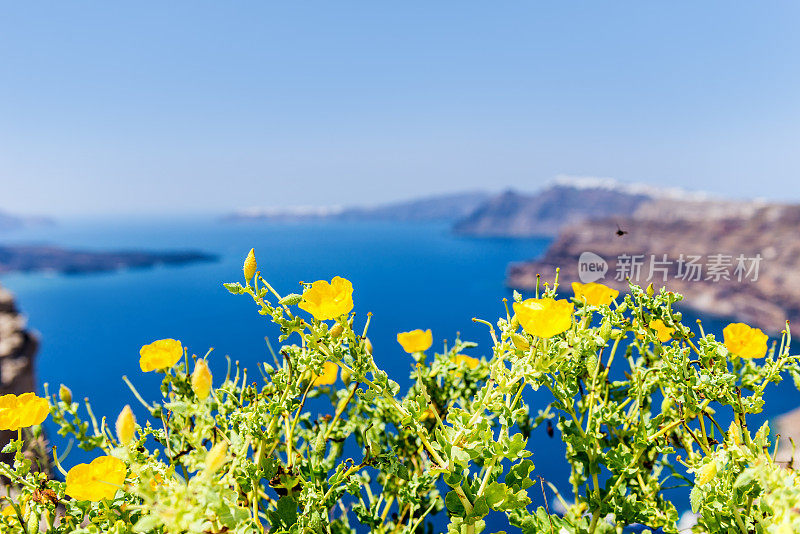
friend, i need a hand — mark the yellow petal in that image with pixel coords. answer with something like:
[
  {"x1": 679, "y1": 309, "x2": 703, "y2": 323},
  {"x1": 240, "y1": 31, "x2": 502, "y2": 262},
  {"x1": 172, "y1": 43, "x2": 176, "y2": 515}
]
[
  {"x1": 513, "y1": 298, "x2": 574, "y2": 338},
  {"x1": 635, "y1": 319, "x2": 674, "y2": 343},
  {"x1": 312, "y1": 361, "x2": 338, "y2": 386},
  {"x1": 397, "y1": 329, "x2": 433, "y2": 353},
  {"x1": 452, "y1": 354, "x2": 480, "y2": 370},
  {"x1": 723, "y1": 322, "x2": 768, "y2": 359},
  {"x1": 139, "y1": 339, "x2": 183, "y2": 372},
  {"x1": 0, "y1": 394, "x2": 21, "y2": 431},
  {"x1": 572, "y1": 282, "x2": 619, "y2": 307},
  {"x1": 298, "y1": 277, "x2": 354, "y2": 321},
  {"x1": 16, "y1": 393, "x2": 49, "y2": 428},
  {"x1": 66, "y1": 456, "x2": 126, "y2": 501}
]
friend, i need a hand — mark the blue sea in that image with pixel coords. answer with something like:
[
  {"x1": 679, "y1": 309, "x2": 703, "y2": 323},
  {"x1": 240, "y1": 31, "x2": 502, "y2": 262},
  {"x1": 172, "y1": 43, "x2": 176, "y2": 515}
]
[{"x1": 1, "y1": 217, "x2": 797, "y2": 531}]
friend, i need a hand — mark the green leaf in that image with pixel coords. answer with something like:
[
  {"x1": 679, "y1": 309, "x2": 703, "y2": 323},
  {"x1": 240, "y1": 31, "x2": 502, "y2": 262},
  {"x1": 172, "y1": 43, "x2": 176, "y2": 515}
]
[
  {"x1": 690, "y1": 486, "x2": 702, "y2": 514},
  {"x1": 277, "y1": 495, "x2": 298, "y2": 526},
  {"x1": 445, "y1": 490, "x2": 466, "y2": 515},
  {"x1": 506, "y1": 459, "x2": 535, "y2": 492},
  {"x1": 471, "y1": 496, "x2": 490, "y2": 519},
  {"x1": 223, "y1": 282, "x2": 243, "y2": 294}
]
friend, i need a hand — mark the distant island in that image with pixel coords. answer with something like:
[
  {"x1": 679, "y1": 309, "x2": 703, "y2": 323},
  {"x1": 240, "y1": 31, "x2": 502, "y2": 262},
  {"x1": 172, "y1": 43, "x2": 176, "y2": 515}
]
[
  {"x1": 0, "y1": 245, "x2": 216, "y2": 275},
  {"x1": 0, "y1": 209, "x2": 54, "y2": 232},
  {"x1": 224, "y1": 191, "x2": 491, "y2": 224},
  {"x1": 0, "y1": 208, "x2": 217, "y2": 275}
]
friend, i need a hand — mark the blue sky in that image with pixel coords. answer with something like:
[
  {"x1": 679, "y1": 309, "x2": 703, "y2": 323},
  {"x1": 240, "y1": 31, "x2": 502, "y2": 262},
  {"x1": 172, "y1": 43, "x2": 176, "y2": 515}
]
[{"x1": 1, "y1": 2, "x2": 799, "y2": 215}]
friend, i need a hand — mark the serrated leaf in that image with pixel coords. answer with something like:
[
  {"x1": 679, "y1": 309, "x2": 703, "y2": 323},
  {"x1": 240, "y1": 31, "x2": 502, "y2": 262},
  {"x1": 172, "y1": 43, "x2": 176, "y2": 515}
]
[
  {"x1": 690, "y1": 486, "x2": 702, "y2": 514},
  {"x1": 223, "y1": 282, "x2": 243, "y2": 294}
]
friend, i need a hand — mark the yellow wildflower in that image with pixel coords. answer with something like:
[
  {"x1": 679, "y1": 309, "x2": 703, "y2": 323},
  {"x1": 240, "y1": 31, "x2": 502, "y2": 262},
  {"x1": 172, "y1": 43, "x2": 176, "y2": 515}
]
[
  {"x1": 452, "y1": 354, "x2": 480, "y2": 370},
  {"x1": 204, "y1": 442, "x2": 228, "y2": 473},
  {"x1": 636, "y1": 319, "x2": 674, "y2": 343},
  {"x1": 299, "y1": 276, "x2": 354, "y2": 320},
  {"x1": 723, "y1": 322, "x2": 768, "y2": 359},
  {"x1": 191, "y1": 359, "x2": 213, "y2": 400},
  {"x1": 139, "y1": 339, "x2": 183, "y2": 372},
  {"x1": 695, "y1": 460, "x2": 717, "y2": 486},
  {"x1": 397, "y1": 329, "x2": 433, "y2": 353},
  {"x1": 312, "y1": 361, "x2": 338, "y2": 386},
  {"x1": 115, "y1": 405, "x2": 136, "y2": 446},
  {"x1": 243, "y1": 248, "x2": 257, "y2": 283},
  {"x1": 66, "y1": 456, "x2": 126, "y2": 501},
  {"x1": 419, "y1": 407, "x2": 436, "y2": 421},
  {"x1": 512, "y1": 298, "x2": 574, "y2": 339},
  {"x1": 571, "y1": 282, "x2": 619, "y2": 307},
  {"x1": 0, "y1": 392, "x2": 49, "y2": 431}
]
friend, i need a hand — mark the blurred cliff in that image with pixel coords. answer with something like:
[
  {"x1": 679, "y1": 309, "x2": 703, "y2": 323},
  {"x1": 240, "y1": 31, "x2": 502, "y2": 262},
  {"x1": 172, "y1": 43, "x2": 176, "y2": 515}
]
[{"x1": 0, "y1": 284, "x2": 47, "y2": 469}]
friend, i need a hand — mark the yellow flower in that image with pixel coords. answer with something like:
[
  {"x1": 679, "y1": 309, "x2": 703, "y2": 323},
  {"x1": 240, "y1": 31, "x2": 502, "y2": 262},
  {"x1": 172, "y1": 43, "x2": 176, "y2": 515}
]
[
  {"x1": 0, "y1": 392, "x2": 49, "y2": 431},
  {"x1": 418, "y1": 407, "x2": 436, "y2": 421},
  {"x1": 512, "y1": 298, "x2": 574, "y2": 339},
  {"x1": 312, "y1": 361, "x2": 338, "y2": 386},
  {"x1": 204, "y1": 442, "x2": 228, "y2": 473},
  {"x1": 397, "y1": 329, "x2": 433, "y2": 353},
  {"x1": 572, "y1": 282, "x2": 619, "y2": 307},
  {"x1": 299, "y1": 276, "x2": 354, "y2": 321},
  {"x1": 139, "y1": 339, "x2": 183, "y2": 372},
  {"x1": 723, "y1": 322, "x2": 768, "y2": 359},
  {"x1": 191, "y1": 359, "x2": 213, "y2": 400},
  {"x1": 243, "y1": 248, "x2": 257, "y2": 283},
  {"x1": 66, "y1": 456, "x2": 126, "y2": 501},
  {"x1": 115, "y1": 405, "x2": 136, "y2": 446},
  {"x1": 695, "y1": 460, "x2": 717, "y2": 486},
  {"x1": 452, "y1": 354, "x2": 479, "y2": 370},
  {"x1": 636, "y1": 319, "x2": 674, "y2": 343}
]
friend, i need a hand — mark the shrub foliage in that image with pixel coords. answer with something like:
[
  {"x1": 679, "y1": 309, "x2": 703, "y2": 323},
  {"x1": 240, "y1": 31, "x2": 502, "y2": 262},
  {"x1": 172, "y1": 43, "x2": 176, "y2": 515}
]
[{"x1": 1, "y1": 252, "x2": 800, "y2": 534}]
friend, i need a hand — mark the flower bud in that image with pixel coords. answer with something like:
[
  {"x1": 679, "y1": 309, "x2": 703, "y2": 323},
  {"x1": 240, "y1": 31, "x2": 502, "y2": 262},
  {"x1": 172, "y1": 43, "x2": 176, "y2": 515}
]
[
  {"x1": 59, "y1": 384, "x2": 72, "y2": 405},
  {"x1": 695, "y1": 460, "x2": 717, "y2": 486},
  {"x1": 191, "y1": 359, "x2": 213, "y2": 400},
  {"x1": 727, "y1": 421, "x2": 742, "y2": 445},
  {"x1": 314, "y1": 432, "x2": 327, "y2": 457},
  {"x1": 511, "y1": 333, "x2": 529, "y2": 351},
  {"x1": 205, "y1": 442, "x2": 228, "y2": 473},
  {"x1": 363, "y1": 338, "x2": 373, "y2": 356},
  {"x1": 116, "y1": 405, "x2": 136, "y2": 446},
  {"x1": 646, "y1": 283, "x2": 654, "y2": 297},
  {"x1": 341, "y1": 366, "x2": 352, "y2": 384},
  {"x1": 329, "y1": 323, "x2": 344, "y2": 339},
  {"x1": 243, "y1": 248, "x2": 257, "y2": 284},
  {"x1": 599, "y1": 317, "x2": 612, "y2": 342}
]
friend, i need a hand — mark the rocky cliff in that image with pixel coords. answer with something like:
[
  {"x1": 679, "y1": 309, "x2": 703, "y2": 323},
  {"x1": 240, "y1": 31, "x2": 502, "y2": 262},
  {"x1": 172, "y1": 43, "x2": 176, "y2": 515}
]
[
  {"x1": 507, "y1": 200, "x2": 800, "y2": 333},
  {"x1": 0, "y1": 284, "x2": 44, "y2": 466},
  {"x1": 453, "y1": 183, "x2": 650, "y2": 238}
]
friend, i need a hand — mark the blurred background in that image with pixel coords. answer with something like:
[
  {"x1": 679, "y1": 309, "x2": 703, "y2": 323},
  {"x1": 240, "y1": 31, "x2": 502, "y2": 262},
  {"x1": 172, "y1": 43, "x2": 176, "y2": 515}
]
[{"x1": 1, "y1": 2, "x2": 799, "y2": 531}]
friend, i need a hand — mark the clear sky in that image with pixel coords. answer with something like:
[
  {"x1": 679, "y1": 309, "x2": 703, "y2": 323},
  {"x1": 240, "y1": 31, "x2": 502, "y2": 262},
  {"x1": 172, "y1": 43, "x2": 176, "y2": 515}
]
[{"x1": 1, "y1": 2, "x2": 799, "y2": 216}]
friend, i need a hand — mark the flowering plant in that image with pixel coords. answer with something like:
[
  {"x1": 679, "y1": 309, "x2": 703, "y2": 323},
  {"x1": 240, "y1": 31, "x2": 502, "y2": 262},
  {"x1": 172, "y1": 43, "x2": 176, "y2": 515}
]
[{"x1": 1, "y1": 251, "x2": 800, "y2": 534}]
